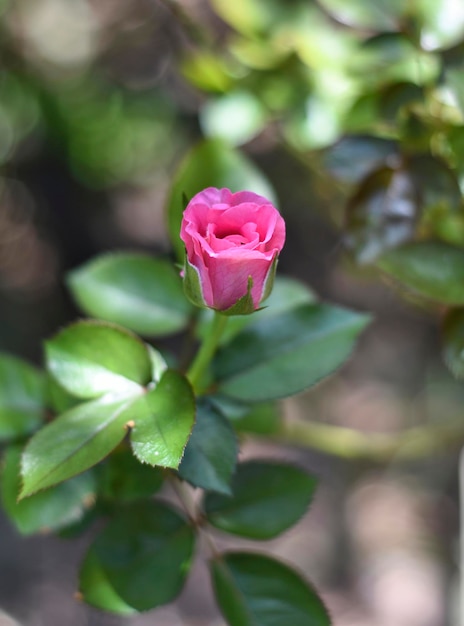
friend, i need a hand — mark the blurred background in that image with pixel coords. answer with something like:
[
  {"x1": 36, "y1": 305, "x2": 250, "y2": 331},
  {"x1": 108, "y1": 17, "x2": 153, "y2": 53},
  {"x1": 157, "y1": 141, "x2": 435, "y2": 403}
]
[{"x1": 1, "y1": 0, "x2": 464, "y2": 624}]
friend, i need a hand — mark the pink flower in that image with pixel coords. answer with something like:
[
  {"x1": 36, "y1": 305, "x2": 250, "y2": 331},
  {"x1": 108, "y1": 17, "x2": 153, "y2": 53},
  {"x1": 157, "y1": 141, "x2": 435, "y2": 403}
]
[{"x1": 180, "y1": 187, "x2": 285, "y2": 314}]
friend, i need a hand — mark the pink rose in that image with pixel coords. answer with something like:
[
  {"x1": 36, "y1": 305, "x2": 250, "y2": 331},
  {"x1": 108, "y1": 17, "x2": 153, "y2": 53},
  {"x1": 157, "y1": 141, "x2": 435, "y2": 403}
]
[{"x1": 180, "y1": 187, "x2": 285, "y2": 314}]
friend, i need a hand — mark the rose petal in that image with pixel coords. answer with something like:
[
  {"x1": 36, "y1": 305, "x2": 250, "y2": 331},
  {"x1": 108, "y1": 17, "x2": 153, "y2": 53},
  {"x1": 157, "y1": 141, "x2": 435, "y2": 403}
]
[{"x1": 207, "y1": 251, "x2": 276, "y2": 310}]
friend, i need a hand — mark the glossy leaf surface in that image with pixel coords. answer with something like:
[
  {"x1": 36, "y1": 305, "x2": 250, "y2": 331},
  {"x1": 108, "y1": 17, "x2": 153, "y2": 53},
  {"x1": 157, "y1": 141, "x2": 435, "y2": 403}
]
[
  {"x1": 345, "y1": 167, "x2": 418, "y2": 263},
  {"x1": 204, "y1": 461, "x2": 317, "y2": 539},
  {"x1": 214, "y1": 304, "x2": 370, "y2": 401},
  {"x1": 20, "y1": 394, "x2": 141, "y2": 497},
  {"x1": 178, "y1": 400, "x2": 237, "y2": 494},
  {"x1": 97, "y1": 447, "x2": 164, "y2": 502},
  {"x1": 2, "y1": 446, "x2": 95, "y2": 535},
  {"x1": 377, "y1": 241, "x2": 464, "y2": 305},
  {"x1": 45, "y1": 321, "x2": 151, "y2": 399},
  {"x1": 324, "y1": 135, "x2": 398, "y2": 183},
  {"x1": 225, "y1": 401, "x2": 281, "y2": 435},
  {"x1": 46, "y1": 375, "x2": 80, "y2": 414},
  {"x1": 130, "y1": 370, "x2": 195, "y2": 469},
  {"x1": 0, "y1": 354, "x2": 44, "y2": 441},
  {"x1": 199, "y1": 275, "x2": 316, "y2": 345},
  {"x1": 92, "y1": 501, "x2": 195, "y2": 611},
  {"x1": 212, "y1": 552, "x2": 331, "y2": 626},
  {"x1": 79, "y1": 548, "x2": 137, "y2": 615},
  {"x1": 67, "y1": 254, "x2": 191, "y2": 337},
  {"x1": 200, "y1": 91, "x2": 267, "y2": 146},
  {"x1": 408, "y1": 154, "x2": 461, "y2": 215},
  {"x1": 318, "y1": 0, "x2": 402, "y2": 29}
]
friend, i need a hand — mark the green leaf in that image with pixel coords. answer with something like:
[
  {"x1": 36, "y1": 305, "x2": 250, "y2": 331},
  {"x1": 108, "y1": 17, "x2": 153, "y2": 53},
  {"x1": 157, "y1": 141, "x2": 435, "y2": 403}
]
[
  {"x1": 210, "y1": 0, "x2": 301, "y2": 36},
  {"x1": 358, "y1": 32, "x2": 439, "y2": 85},
  {"x1": 447, "y1": 68, "x2": 464, "y2": 115},
  {"x1": 211, "y1": 552, "x2": 331, "y2": 626},
  {"x1": 199, "y1": 275, "x2": 316, "y2": 345},
  {"x1": 204, "y1": 461, "x2": 317, "y2": 539},
  {"x1": 400, "y1": 110, "x2": 434, "y2": 152},
  {"x1": 226, "y1": 401, "x2": 281, "y2": 435},
  {"x1": 45, "y1": 320, "x2": 152, "y2": 399},
  {"x1": 415, "y1": 0, "x2": 464, "y2": 50},
  {"x1": 447, "y1": 126, "x2": 464, "y2": 177},
  {"x1": 91, "y1": 500, "x2": 195, "y2": 611},
  {"x1": 318, "y1": 0, "x2": 403, "y2": 29},
  {"x1": 58, "y1": 506, "x2": 99, "y2": 539},
  {"x1": 377, "y1": 241, "x2": 464, "y2": 305},
  {"x1": 181, "y1": 50, "x2": 233, "y2": 93},
  {"x1": 200, "y1": 91, "x2": 267, "y2": 146},
  {"x1": 79, "y1": 548, "x2": 137, "y2": 615},
  {"x1": 178, "y1": 400, "x2": 238, "y2": 495},
  {"x1": 20, "y1": 393, "x2": 141, "y2": 497},
  {"x1": 67, "y1": 253, "x2": 192, "y2": 337},
  {"x1": 378, "y1": 81, "x2": 424, "y2": 122},
  {"x1": 346, "y1": 82, "x2": 423, "y2": 136},
  {"x1": 208, "y1": 395, "x2": 281, "y2": 435},
  {"x1": 147, "y1": 345, "x2": 169, "y2": 383},
  {"x1": 166, "y1": 139, "x2": 277, "y2": 260},
  {"x1": 97, "y1": 446, "x2": 164, "y2": 502},
  {"x1": 323, "y1": 135, "x2": 398, "y2": 183},
  {"x1": 130, "y1": 370, "x2": 195, "y2": 469},
  {"x1": 46, "y1": 375, "x2": 80, "y2": 414},
  {"x1": 208, "y1": 395, "x2": 251, "y2": 420},
  {"x1": 408, "y1": 154, "x2": 461, "y2": 214},
  {"x1": 214, "y1": 303, "x2": 370, "y2": 401},
  {"x1": 345, "y1": 167, "x2": 418, "y2": 264},
  {"x1": 2, "y1": 446, "x2": 95, "y2": 535},
  {"x1": 443, "y1": 309, "x2": 464, "y2": 379},
  {"x1": 423, "y1": 210, "x2": 464, "y2": 248},
  {"x1": 0, "y1": 353, "x2": 44, "y2": 441}
]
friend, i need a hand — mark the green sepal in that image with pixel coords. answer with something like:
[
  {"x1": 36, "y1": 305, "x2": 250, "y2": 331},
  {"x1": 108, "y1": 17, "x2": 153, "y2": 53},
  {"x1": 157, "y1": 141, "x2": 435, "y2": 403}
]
[
  {"x1": 183, "y1": 255, "x2": 278, "y2": 316},
  {"x1": 259, "y1": 255, "x2": 278, "y2": 305},
  {"x1": 183, "y1": 257, "x2": 208, "y2": 309},
  {"x1": 216, "y1": 256, "x2": 279, "y2": 316},
  {"x1": 221, "y1": 276, "x2": 255, "y2": 316}
]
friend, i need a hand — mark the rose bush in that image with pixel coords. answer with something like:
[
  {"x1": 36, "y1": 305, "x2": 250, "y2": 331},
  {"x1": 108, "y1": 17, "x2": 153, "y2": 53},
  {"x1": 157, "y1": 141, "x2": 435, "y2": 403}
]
[{"x1": 180, "y1": 187, "x2": 285, "y2": 314}]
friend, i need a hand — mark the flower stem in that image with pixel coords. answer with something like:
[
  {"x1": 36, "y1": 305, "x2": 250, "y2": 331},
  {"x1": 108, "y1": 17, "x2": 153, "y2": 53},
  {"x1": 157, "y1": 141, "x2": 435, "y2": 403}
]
[{"x1": 187, "y1": 311, "x2": 228, "y2": 393}]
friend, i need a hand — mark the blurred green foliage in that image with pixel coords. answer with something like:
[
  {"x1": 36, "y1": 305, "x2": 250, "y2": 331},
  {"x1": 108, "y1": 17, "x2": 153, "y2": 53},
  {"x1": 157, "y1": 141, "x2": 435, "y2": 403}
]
[{"x1": 1, "y1": 0, "x2": 464, "y2": 249}]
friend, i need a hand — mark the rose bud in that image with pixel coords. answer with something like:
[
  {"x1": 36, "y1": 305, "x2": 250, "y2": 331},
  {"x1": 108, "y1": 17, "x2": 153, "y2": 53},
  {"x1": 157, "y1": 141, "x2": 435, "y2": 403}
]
[{"x1": 180, "y1": 187, "x2": 285, "y2": 315}]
